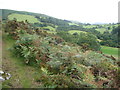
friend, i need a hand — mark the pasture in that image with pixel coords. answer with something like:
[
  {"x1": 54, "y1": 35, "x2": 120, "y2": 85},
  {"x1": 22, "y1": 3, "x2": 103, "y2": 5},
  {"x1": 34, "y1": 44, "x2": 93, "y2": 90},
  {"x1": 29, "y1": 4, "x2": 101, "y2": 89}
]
[
  {"x1": 83, "y1": 25, "x2": 96, "y2": 28},
  {"x1": 69, "y1": 23, "x2": 79, "y2": 26},
  {"x1": 101, "y1": 46, "x2": 118, "y2": 58},
  {"x1": 43, "y1": 26, "x2": 56, "y2": 31},
  {"x1": 8, "y1": 13, "x2": 40, "y2": 23},
  {"x1": 68, "y1": 30, "x2": 87, "y2": 34}
]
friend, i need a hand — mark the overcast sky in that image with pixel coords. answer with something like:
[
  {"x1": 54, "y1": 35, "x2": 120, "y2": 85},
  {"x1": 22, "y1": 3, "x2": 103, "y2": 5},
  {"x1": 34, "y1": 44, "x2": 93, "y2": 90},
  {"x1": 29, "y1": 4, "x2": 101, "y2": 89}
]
[{"x1": 0, "y1": 0, "x2": 119, "y2": 24}]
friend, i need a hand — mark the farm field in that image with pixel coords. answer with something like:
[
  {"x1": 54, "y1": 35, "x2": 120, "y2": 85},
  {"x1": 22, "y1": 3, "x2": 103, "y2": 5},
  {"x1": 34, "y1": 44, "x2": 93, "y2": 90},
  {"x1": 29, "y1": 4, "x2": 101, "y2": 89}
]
[
  {"x1": 95, "y1": 28, "x2": 110, "y2": 34},
  {"x1": 69, "y1": 23, "x2": 79, "y2": 26},
  {"x1": 8, "y1": 13, "x2": 40, "y2": 23},
  {"x1": 101, "y1": 46, "x2": 118, "y2": 58},
  {"x1": 46, "y1": 31, "x2": 56, "y2": 34},
  {"x1": 83, "y1": 25, "x2": 96, "y2": 28},
  {"x1": 43, "y1": 26, "x2": 56, "y2": 31},
  {"x1": 68, "y1": 30, "x2": 87, "y2": 34}
]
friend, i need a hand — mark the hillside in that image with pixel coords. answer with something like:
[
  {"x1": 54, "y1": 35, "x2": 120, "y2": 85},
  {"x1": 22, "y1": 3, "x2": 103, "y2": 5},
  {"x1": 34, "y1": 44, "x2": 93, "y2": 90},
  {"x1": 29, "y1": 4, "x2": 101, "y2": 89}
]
[
  {"x1": 1, "y1": 9, "x2": 119, "y2": 49},
  {"x1": 1, "y1": 9, "x2": 120, "y2": 88}
]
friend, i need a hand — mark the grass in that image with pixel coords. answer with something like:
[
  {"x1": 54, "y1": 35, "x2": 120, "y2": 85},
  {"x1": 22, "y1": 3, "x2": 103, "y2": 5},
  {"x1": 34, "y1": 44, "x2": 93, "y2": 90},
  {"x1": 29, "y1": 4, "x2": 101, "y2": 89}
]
[
  {"x1": 46, "y1": 31, "x2": 56, "y2": 34},
  {"x1": 43, "y1": 26, "x2": 56, "y2": 31},
  {"x1": 68, "y1": 23, "x2": 79, "y2": 26},
  {"x1": 95, "y1": 27, "x2": 112, "y2": 34},
  {"x1": 95, "y1": 28, "x2": 108, "y2": 34},
  {"x1": 8, "y1": 13, "x2": 40, "y2": 23},
  {"x1": 2, "y1": 34, "x2": 43, "y2": 88},
  {"x1": 83, "y1": 24, "x2": 113, "y2": 34},
  {"x1": 101, "y1": 46, "x2": 118, "y2": 58},
  {"x1": 68, "y1": 30, "x2": 87, "y2": 34},
  {"x1": 97, "y1": 39, "x2": 102, "y2": 42},
  {"x1": 83, "y1": 25, "x2": 96, "y2": 28}
]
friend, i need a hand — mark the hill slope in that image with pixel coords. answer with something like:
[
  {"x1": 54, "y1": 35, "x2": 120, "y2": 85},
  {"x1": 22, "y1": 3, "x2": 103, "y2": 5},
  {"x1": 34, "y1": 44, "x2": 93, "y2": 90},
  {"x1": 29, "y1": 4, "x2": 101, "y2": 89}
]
[
  {"x1": 2, "y1": 9, "x2": 119, "y2": 49},
  {"x1": 1, "y1": 16, "x2": 119, "y2": 88}
]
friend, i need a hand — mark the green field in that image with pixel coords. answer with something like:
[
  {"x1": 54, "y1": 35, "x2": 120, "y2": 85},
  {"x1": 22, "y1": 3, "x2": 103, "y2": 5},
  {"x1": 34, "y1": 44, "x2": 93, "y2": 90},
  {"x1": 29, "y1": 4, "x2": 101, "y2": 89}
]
[
  {"x1": 46, "y1": 31, "x2": 56, "y2": 34},
  {"x1": 69, "y1": 23, "x2": 79, "y2": 26},
  {"x1": 97, "y1": 39, "x2": 102, "y2": 42},
  {"x1": 83, "y1": 25, "x2": 96, "y2": 28},
  {"x1": 101, "y1": 46, "x2": 118, "y2": 58},
  {"x1": 68, "y1": 30, "x2": 87, "y2": 34},
  {"x1": 8, "y1": 13, "x2": 40, "y2": 23},
  {"x1": 43, "y1": 26, "x2": 56, "y2": 31},
  {"x1": 95, "y1": 28, "x2": 108, "y2": 34},
  {"x1": 95, "y1": 28, "x2": 112, "y2": 34}
]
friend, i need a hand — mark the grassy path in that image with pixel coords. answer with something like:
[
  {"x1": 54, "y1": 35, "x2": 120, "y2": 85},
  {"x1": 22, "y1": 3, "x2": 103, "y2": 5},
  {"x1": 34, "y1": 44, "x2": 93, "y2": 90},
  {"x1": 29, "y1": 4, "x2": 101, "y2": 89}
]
[{"x1": 2, "y1": 34, "x2": 42, "y2": 88}]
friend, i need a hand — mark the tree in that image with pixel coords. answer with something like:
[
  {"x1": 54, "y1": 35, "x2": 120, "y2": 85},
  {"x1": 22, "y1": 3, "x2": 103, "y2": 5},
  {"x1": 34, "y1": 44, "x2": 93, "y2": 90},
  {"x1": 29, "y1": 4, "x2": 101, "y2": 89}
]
[
  {"x1": 112, "y1": 25, "x2": 120, "y2": 35},
  {"x1": 57, "y1": 31, "x2": 101, "y2": 51},
  {"x1": 77, "y1": 33, "x2": 101, "y2": 51}
]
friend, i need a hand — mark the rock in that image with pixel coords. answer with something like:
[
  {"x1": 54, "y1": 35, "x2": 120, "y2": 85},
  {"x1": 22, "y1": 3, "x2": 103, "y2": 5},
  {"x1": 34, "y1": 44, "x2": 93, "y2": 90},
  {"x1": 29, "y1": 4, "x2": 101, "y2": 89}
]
[
  {"x1": 0, "y1": 71, "x2": 4, "y2": 74},
  {"x1": 0, "y1": 71, "x2": 11, "y2": 81},
  {"x1": 0, "y1": 76, "x2": 5, "y2": 81}
]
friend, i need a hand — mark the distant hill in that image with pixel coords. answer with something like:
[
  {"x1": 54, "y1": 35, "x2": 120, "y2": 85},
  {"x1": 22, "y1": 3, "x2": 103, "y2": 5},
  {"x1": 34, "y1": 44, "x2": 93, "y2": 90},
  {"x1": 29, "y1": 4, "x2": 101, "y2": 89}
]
[
  {"x1": 1, "y1": 9, "x2": 119, "y2": 48},
  {"x1": 1, "y1": 9, "x2": 71, "y2": 23}
]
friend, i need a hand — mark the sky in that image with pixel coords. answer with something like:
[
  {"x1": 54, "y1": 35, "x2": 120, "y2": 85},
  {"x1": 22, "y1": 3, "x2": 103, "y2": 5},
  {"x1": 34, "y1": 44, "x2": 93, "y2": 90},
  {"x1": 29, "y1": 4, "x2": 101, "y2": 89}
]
[{"x1": 0, "y1": 0, "x2": 119, "y2": 24}]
